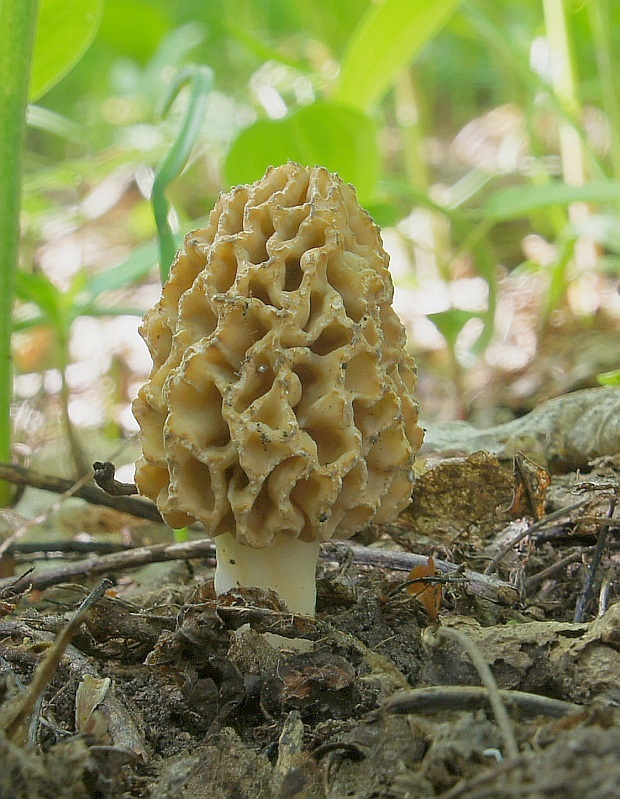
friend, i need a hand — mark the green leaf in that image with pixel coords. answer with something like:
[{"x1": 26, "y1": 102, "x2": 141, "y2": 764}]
[
  {"x1": 80, "y1": 305, "x2": 144, "y2": 318},
  {"x1": 87, "y1": 242, "x2": 163, "y2": 296},
  {"x1": 225, "y1": 101, "x2": 379, "y2": 205},
  {"x1": 484, "y1": 180, "x2": 620, "y2": 221},
  {"x1": 13, "y1": 313, "x2": 47, "y2": 334},
  {"x1": 14, "y1": 270, "x2": 62, "y2": 320},
  {"x1": 29, "y1": 0, "x2": 104, "y2": 101},
  {"x1": 152, "y1": 65, "x2": 213, "y2": 283},
  {"x1": 224, "y1": 21, "x2": 310, "y2": 71},
  {"x1": 26, "y1": 106, "x2": 82, "y2": 139},
  {"x1": 365, "y1": 202, "x2": 400, "y2": 228},
  {"x1": 99, "y1": 0, "x2": 172, "y2": 65},
  {"x1": 427, "y1": 309, "x2": 480, "y2": 351},
  {"x1": 597, "y1": 370, "x2": 620, "y2": 386},
  {"x1": 335, "y1": 0, "x2": 462, "y2": 113}
]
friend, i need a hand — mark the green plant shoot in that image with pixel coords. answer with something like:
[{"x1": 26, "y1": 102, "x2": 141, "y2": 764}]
[{"x1": 152, "y1": 65, "x2": 213, "y2": 284}]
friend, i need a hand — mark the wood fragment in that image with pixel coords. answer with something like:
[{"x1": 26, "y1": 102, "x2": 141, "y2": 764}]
[
  {"x1": 0, "y1": 614, "x2": 149, "y2": 759},
  {"x1": 92, "y1": 461, "x2": 138, "y2": 496},
  {"x1": 335, "y1": 543, "x2": 519, "y2": 604},
  {"x1": 525, "y1": 550, "x2": 587, "y2": 588},
  {"x1": 421, "y1": 386, "x2": 620, "y2": 471}
]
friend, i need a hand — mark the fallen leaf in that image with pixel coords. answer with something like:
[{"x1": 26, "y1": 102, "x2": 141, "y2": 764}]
[{"x1": 406, "y1": 556, "x2": 442, "y2": 622}]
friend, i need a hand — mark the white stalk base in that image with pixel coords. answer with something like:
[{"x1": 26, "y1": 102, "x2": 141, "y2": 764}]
[{"x1": 214, "y1": 531, "x2": 320, "y2": 617}]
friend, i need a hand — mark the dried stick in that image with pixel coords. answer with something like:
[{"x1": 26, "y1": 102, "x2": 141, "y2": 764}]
[
  {"x1": 0, "y1": 468, "x2": 96, "y2": 560},
  {"x1": 6, "y1": 540, "x2": 130, "y2": 555},
  {"x1": 434, "y1": 626, "x2": 519, "y2": 760},
  {"x1": 0, "y1": 540, "x2": 217, "y2": 595},
  {"x1": 333, "y1": 543, "x2": 519, "y2": 604},
  {"x1": 525, "y1": 550, "x2": 586, "y2": 589},
  {"x1": 484, "y1": 499, "x2": 587, "y2": 575},
  {"x1": 0, "y1": 601, "x2": 148, "y2": 758},
  {"x1": 0, "y1": 462, "x2": 163, "y2": 523},
  {"x1": 573, "y1": 495, "x2": 617, "y2": 623},
  {"x1": 383, "y1": 685, "x2": 581, "y2": 718},
  {"x1": 1, "y1": 579, "x2": 111, "y2": 742},
  {"x1": 0, "y1": 538, "x2": 518, "y2": 606}
]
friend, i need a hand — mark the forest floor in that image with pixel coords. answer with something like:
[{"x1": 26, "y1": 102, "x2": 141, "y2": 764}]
[{"x1": 0, "y1": 388, "x2": 619, "y2": 799}]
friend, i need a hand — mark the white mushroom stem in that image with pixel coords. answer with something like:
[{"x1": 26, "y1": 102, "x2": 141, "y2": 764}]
[{"x1": 213, "y1": 530, "x2": 320, "y2": 617}]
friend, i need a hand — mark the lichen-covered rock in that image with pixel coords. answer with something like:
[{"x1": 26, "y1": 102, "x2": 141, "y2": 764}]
[{"x1": 133, "y1": 163, "x2": 423, "y2": 545}]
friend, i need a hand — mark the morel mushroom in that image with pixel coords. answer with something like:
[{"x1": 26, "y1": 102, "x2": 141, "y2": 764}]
[{"x1": 133, "y1": 163, "x2": 423, "y2": 617}]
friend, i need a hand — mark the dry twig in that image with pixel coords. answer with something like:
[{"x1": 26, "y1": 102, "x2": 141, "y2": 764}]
[
  {"x1": 384, "y1": 685, "x2": 581, "y2": 718},
  {"x1": 0, "y1": 462, "x2": 163, "y2": 523},
  {"x1": 484, "y1": 499, "x2": 587, "y2": 575},
  {"x1": 574, "y1": 495, "x2": 618, "y2": 622},
  {"x1": 432, "y1": 626, "x2": 520, "y2": 760},
  {"x1": 0, "y1": 579, "x2": 111, "y2": 743},
  {"x1": 0, "y1": 539, "x2": 518, "y2": 606}
]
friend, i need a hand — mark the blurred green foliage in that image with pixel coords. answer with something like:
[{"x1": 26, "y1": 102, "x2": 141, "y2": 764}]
[
  {"x1": 5, "y1": 0, "x2": 620, "y2": 464},
  {"x1": 30, "y1": 0, "x2": 620, "y2": 260}
]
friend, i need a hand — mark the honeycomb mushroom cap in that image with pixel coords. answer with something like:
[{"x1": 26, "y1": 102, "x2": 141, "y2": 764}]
[{"x1": 133, "y1": 163, "x2": 424, "y2": 547}]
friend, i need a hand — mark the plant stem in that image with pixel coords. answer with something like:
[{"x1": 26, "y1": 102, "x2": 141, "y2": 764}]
[
  {"x1": 0, "y1": 0, "x2": 39, "y2": 506},
  {"x1": 394, "y1": 69, "x2": 429, "y2": 191},
  {"x1": 394, "y1": 69, "x2": 451, "y2": 280},
  {"x1": 587, "y1": 1, "x2": 620, "y2": 186},
  {"x1": 542, "y1": 0, "x2": 585, "y2": 188},
  {"x1": 542, "y1": 0, "x2": 598, "y2": 276},
  {"x1": 56, "y1": 328, "x2": 90, "y2": 477},
  {"x1": 152, "y1": 65, "x2": 212, "y2": 283}
]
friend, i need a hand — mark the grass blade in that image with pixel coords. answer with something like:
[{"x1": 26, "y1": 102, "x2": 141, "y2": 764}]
[
  {"x1": 484, "y1": 180, "x2": 620, "y2": 220},
  {"x1": 335, "y1": 0, "x2": 461, "y2": 113},
  {"x1": 152, "y1": 65, "x2": 213, "y2": 283}
]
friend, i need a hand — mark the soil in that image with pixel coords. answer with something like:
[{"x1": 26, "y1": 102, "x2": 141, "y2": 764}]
[{"x1": 0, "y1": 449, "x2": 619, "y2": 798}]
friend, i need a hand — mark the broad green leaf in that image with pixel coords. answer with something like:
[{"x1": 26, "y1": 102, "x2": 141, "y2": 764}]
[
  {"x1": 484, "y1": 180, "x2": 620, "y2": 221},
  {"x1": 335, "y1": 0, "x2": 462, "y2": 113},
  {"x1": 99, "y1": 0, "x2": 172, "y2": 65},
  {"x1": 29, "y1": 0, "x2": 104, "y2": 101},
  {"x1": 225, "y1": 101, "x2": 379, "y2": 204}
]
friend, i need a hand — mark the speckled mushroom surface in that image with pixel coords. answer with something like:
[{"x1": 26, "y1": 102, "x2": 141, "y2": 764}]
[{"x1": 133, "y1": 163, "x2": 424, "y2": 547}]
